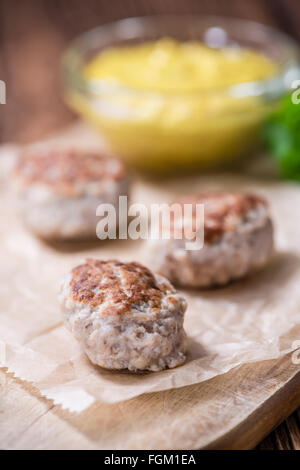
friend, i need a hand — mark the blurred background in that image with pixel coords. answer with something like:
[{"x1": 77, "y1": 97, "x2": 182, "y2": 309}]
[
  {"x1": 0, "y1": 0, "x2": 299, "y2": 145},
  {"x1": 1, "y1": 0, "x2": 300, "y2": 449}
]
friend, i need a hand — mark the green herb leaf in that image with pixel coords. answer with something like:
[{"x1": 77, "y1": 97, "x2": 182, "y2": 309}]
[{"x1": 262, "y1": 93, "x2": 300, "y2": 181}]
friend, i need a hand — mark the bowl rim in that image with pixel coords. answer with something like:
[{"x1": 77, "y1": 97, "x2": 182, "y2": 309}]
[{"x1": 62, "y1": 14, "x2": 300, "y2": 100}]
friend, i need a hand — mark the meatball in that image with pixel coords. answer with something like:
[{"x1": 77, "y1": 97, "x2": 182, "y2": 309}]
[
  {"x1": 59, "y1": 259, "x2": 187, "y2": 372},
  {"x1": 149, "y1": 192, "x2": 274, "y2": 288},
  {"x1": 14, "y1": 148, "x2": 129, "y2": 240}
]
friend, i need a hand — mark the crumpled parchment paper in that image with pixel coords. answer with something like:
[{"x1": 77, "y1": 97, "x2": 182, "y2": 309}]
[{"x1": 0, "y1": 123, "x2": 300, "y2": 412}]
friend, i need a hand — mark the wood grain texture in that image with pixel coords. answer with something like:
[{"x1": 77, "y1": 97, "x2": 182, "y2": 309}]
[
  {"x1": 1, "y1": 356, "x2": 300, "y2": 450},
  {"x1": 0, "y1": 0, "x2": 300, "y2": 449}
]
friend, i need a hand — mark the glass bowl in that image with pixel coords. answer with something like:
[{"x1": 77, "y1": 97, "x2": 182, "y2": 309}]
[{"x1": 62, "y1": 15, "x2": 300, "y2": 173}]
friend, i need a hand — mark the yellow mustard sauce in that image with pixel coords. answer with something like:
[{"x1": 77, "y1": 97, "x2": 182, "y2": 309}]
[{"x1": 69, "y1": 39, "x2": 279, "y2": 171}]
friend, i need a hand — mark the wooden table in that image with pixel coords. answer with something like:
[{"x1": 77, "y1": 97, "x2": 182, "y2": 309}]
[{"x1": 0, "y1": 0, "x2": 300, "y2": 450}]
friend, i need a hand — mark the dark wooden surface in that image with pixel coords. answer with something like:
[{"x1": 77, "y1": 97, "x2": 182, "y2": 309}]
[{"x1": 0, "y1": 0, "x2": 300, "y2": 450}]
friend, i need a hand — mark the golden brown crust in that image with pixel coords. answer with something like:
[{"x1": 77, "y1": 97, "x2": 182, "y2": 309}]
[
  {"x1": 70, "y1": 259, "x2": 172, "y2": 313},
  {"x1": 172, "y1": 192, "x2": 268, "y2": 243},
  {"x1": 16, "y1": 149, "x2": 126, "y2": 195}
]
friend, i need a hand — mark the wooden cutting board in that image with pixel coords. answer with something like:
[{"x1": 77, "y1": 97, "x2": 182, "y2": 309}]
[
  {"x1": 1, "y1": 353, "x2": 300, "y2": 450},
  {"x1": 1, "y1": 124, "x2": 300, "y2": 449}
]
